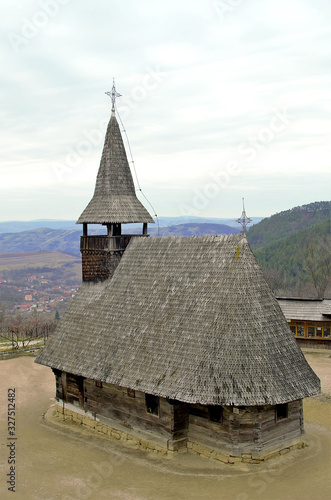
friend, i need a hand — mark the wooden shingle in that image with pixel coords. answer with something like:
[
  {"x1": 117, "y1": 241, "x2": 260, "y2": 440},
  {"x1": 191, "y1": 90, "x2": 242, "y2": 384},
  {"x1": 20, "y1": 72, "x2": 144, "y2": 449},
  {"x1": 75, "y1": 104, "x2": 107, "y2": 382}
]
[
  {"x1": 278, "y1": 298, "x2": 331, "y2": 322},
  {"x1": 77, "y1": 114, "x2": 154, "y2": 224},
  {"x1": 36, "y1": 234, "x2": 320, "y2": 406}
]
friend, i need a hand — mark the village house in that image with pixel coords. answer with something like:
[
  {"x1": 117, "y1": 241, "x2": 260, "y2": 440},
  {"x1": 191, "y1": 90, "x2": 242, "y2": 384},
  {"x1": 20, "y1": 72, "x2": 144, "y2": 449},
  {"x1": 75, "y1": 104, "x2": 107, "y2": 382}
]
[
  {"x1": 36, "y1": 86, "x2": 320, "y2": 463},
  {"x1": 278, "y1": 297, "x2": 331, "y2": 349}
]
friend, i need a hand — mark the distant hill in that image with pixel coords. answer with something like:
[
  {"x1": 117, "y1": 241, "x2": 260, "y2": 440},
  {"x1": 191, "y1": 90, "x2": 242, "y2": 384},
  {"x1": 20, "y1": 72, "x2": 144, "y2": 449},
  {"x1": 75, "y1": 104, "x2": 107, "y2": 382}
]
[
  {"x1": 0, "y1": 223, "x2": 239, "y2": 255},
  {"x1": 247, "y1": 201, "x2": 331, "y2": 298},
  {"x1": 1, "y1": 203, "x2": 328, "y2": 298},
  {"x1": 0, "y1": 228, "x2": 81, "y2": 255},
  {"x1": 0, "y1": 251, "x2": 80, "y2": 271},
  {"x1": 247, "y1": 201, "x2": 330, "y2": 248},
  {"x1": 0, "y1": 216, "x2": 264, "y2": 234},
  {"x1": 155, "y1": 216, "x2": 263, "y2": 229},
  {"x1": 0, "y1": 220, "x2": 78, "y2": 233},
  {"x1": 154, "y1": 223, "x2": 239, "y2": 237}
]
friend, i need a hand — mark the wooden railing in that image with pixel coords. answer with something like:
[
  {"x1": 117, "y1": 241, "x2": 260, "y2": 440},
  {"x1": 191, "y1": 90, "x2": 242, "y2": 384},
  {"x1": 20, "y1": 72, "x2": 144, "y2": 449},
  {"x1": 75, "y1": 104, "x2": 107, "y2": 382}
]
[{"x1": 80, "y1": 234, "x2": 147, "y2": 252}]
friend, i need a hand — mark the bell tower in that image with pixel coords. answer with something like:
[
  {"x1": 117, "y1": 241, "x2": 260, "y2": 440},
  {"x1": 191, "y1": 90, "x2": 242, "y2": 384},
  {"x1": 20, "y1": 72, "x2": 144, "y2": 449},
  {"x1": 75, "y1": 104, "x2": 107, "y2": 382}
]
[{"x1": 77, "y1": 83, "x2": 154, "y2": 282}]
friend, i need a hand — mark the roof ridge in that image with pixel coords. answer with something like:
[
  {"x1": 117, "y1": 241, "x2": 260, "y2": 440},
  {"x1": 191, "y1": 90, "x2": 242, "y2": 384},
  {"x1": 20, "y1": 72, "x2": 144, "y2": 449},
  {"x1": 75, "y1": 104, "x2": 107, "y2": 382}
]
[{"x1": 141, "y1": 233, "x2": 245, "y2": 242}]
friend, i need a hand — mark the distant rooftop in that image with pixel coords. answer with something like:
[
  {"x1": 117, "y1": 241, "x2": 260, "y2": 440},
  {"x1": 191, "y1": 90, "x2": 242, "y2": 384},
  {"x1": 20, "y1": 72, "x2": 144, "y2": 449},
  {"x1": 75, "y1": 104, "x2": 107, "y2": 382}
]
[{"x1": 278, "y1": 298, "x2": 331, "y2": 322}]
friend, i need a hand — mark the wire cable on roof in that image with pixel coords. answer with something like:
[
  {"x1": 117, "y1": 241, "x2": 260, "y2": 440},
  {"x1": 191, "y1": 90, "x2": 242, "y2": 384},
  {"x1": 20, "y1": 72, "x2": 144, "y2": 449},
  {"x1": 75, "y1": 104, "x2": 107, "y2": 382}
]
[{"x1": 115, "y1": 105, "x2": 160, "y2": 236}]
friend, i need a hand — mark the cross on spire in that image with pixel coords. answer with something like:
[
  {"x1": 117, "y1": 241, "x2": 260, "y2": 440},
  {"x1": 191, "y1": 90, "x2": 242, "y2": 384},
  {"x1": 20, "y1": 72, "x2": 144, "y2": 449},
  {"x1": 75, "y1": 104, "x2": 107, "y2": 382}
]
[
  {"x1": 236, "y1": 198, "x2": 252, "y2": 234},
  {"x1": 105, "y1": 79, "x2": 122, "y2": 114}
]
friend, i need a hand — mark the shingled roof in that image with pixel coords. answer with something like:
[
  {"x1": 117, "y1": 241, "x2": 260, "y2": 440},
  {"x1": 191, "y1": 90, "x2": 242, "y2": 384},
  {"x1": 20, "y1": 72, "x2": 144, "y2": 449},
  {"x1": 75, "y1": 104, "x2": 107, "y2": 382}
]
[
  {"x1": 278, "y1": 298, "x2": 331, "y2": 322},
  {"x1": 77, "y1": 113, "x2": 154, "y2": 224},
  {"x1": 36, "y1": 234, "x2": 320, "y2": 406}
]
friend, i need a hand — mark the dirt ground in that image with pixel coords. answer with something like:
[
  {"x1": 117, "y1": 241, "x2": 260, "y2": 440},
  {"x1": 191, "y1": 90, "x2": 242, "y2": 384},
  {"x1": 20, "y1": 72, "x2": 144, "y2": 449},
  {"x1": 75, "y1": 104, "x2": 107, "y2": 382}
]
[{"x1": 0, "y1": 350, "x2": 330, "y2": 500}]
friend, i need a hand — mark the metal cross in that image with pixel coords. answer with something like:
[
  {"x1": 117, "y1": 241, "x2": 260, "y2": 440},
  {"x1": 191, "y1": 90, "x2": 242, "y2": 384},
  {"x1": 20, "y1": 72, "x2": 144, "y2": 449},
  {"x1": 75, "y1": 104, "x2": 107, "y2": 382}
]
[
  {"x1": 105, "y1": 79, "x2": 122, "y2": 113},
  {"x1": 236, "y1": 198, "x2": 252, "y2": 234}
]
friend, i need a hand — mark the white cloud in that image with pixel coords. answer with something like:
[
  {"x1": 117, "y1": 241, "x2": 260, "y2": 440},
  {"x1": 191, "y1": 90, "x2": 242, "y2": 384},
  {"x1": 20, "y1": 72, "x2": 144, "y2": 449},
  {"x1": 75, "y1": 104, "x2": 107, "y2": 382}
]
[{"x1": 0, "y1": 0, "x2": 330, "y2": 221}]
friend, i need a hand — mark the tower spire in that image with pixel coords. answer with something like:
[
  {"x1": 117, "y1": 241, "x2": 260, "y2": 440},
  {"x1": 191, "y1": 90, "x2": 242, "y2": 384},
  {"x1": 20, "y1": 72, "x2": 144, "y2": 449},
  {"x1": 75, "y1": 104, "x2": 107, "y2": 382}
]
[
  {"x1": 77, "y1": 84, "x2": 153, "y2": 226},
  {"x1": 105, "y1": 79, "x2": 122, "y2": 115},
  {"x1": 236, "y1": 198, "x2": 252, "y2": 234}
]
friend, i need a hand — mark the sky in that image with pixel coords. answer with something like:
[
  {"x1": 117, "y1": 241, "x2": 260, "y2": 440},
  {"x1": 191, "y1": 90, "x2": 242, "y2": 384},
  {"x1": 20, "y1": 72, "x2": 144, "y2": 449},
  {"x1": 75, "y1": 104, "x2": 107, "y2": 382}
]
[{"x1": 1, "y1": 0, "x2": 330, "y2": 222}]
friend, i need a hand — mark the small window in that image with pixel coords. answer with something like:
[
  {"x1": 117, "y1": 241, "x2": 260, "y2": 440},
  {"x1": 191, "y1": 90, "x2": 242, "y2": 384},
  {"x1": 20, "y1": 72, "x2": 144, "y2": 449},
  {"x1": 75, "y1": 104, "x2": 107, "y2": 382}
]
[
  {"x1": 324, "y1": 327, "x2": 330, "y2": 338},
  {"x1": 316, "y1": 327, "x2": 323, "y2": 338},
  {"x1": 127, "y1": 388, "x2": 135, "y2": 398},
  {"x1": 290, "y1": 325, "x2": 296, "y2": 336},
  {"x1": 145, "y1": 394, "x2": 159, "y2": 416},
  {"x1": 209, "y1": 406, "x2": 223, "y2": 423},
  {"x1": 276, "y1": 403, "x2": 288, "y2": 420},
  {"x1": 189, "y1": 404, "x2": 208, "y2": 418},
  {"x1": 297, "y1": 325, "x2": 304, "y2": 337},
  {"x1": 308, "y1": 326, "x2": 315, "y2": 338},
  {"x1": 95, "y1": 380, "x2": 103, "y2": 388}
]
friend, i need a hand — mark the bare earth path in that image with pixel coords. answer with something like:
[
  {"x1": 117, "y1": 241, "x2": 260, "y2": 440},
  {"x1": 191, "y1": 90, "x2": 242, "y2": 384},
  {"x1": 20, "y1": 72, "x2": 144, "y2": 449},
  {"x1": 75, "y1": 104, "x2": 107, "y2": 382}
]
[{"x1": 0, "y1": 350, "x2": 330, "y2": 500}]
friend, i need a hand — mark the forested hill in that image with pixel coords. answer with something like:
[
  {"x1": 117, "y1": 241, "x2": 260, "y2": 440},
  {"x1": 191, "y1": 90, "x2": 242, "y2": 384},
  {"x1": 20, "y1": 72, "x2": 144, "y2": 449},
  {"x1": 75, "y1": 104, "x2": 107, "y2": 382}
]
[
  {"x1": 246, "y1": 201, "x2": 330, "y2": 298},
  {"x1": 247, "y1": 201, "x2": 330, "y2": 248}
]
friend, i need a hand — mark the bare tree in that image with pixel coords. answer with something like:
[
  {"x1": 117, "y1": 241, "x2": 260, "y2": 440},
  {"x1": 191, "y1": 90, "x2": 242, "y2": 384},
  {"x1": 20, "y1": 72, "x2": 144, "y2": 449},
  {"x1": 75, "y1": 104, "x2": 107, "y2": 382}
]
[
  {"x1": 303, "y1": 236, "x2": 331, "y2": 299},
  {"x1": 0, "y1": 314, "x2": 56, "y2": 350},
  {"x1": 262, "y1": 268, "x2": 283, "y2": 294}
]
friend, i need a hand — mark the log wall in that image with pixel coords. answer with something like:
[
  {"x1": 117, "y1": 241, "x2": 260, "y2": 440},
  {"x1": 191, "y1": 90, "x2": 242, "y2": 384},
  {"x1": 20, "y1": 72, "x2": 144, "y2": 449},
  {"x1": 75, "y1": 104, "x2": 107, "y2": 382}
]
[
  {"x1": 187, "y1": 401, "x2": 303, "y2": 457},
  {"x1": 53, "y1": 369, "x2": 63, "y2": 400},
  {"x1": 53, "y1": 370, "x2": 84, "y2": 408},
  {"x1": 84, "y1": 380, "x2": 189, "y2": 449},
  {"x1": 296, "y1": 338, "x2": 330, "y2": 349},
  {"x1": 259, "y1": 400, "x2": 303, "y2": 453},
  {"x1": 53, "y1": 372, "x2": 189, "y2": 449},
  {"x1": 84, "y1": 381, "x2": 169, "y2": 436},
  {"x1": 188, "y1": 405, "x2": 233, "y2": 455},
  {"x1": 53, "y1": 371, "x2": 304, "y2": 459}
]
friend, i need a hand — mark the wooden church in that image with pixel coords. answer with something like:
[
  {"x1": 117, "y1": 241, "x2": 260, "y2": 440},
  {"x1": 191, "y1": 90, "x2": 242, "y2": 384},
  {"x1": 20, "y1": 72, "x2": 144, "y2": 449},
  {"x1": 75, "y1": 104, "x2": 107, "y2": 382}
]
[{"x1": 36, "y1": 86, "x2": 320, "y2": 463}]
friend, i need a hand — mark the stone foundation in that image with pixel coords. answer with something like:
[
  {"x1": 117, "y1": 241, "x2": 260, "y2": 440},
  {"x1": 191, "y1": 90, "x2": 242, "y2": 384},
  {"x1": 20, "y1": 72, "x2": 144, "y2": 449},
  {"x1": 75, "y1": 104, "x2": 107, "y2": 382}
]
[{"x1": 54, "y1": 404, "x2": 305, "y2": 464}]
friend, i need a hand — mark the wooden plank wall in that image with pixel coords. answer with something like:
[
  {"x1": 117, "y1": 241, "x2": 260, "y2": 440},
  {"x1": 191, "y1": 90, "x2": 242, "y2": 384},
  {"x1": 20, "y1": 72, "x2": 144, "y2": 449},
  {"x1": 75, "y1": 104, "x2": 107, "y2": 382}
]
[
  {"x1": 171, "y1": 401, "x2": 189, "y2": 440},
  {"x1": 296, "y1": 338, "x2": 330, "y2": 349},
  {"x1": 259, "y1": 400, "x2": 303, "y2": 451},
  {"x1": 53, "y1": 369, "x2": 63, "y2": 400},
  {"x1": 52, "y1": 371, "x2": 302, "y2": 457},
  {"x1": 53, "y1": 370, "x2": 84, "y2": 408},
  {"x1": 187, "y1": 401, "x2": 303, "y2": 456},
  {"x1": 66, "y1": 373, "x2": 84, "y2": 407},
  {"x1": 53, "y1": 371, "x2": 189, "y2": 444},
  {"x1": 188, "y1": 405, "x2": 233, "y2": 454},
  {"x1": 84, "y1": 379, "x2": 186, "y2": 441}
]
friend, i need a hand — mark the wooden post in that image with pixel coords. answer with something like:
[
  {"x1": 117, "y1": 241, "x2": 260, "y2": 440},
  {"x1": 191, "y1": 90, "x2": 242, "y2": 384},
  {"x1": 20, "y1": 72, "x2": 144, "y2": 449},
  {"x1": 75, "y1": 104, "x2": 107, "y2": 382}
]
[
  {"x1": 78, "y1": 377, "x2": 84, "y2": 409},
  {"x1": 61, "y1": 372, "x2": 68, "y2": 403},
  {"x1": 143, "y1": 223, "x2": 148, "y2": 235},
  {"x1": 83, "y1": 223, "x2": 88, "y2": 236}
]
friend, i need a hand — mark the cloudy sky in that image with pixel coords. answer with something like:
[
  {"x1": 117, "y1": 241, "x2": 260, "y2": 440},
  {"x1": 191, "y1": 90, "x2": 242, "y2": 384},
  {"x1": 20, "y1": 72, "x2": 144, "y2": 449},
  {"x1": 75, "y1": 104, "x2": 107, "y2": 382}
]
[{"x1": 1, "y1": 0, "x2": 330, "y2": 222}]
